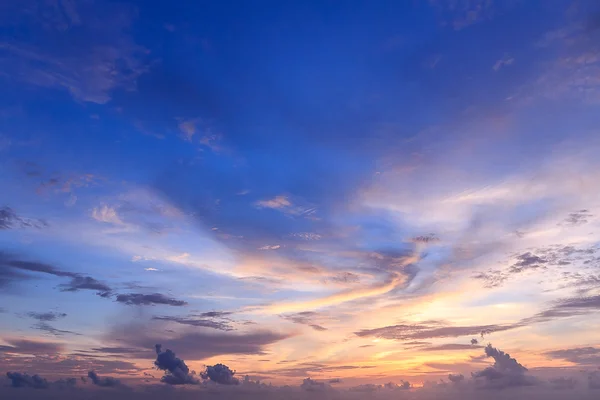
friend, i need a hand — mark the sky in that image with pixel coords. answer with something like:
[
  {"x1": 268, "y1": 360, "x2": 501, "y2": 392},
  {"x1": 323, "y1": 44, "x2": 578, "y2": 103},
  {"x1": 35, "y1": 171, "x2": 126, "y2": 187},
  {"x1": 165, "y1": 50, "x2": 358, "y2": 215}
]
[{"x1": 1, "y1": 0, "x2": 600, "y2": 396}]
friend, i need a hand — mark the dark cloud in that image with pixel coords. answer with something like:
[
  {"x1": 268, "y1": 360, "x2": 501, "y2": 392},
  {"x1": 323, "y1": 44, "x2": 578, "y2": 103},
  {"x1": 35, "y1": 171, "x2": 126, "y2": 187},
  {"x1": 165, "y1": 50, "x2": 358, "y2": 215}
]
[
  {"x1": 562, "y1": 210, "x2": 593, "y2": 227},
  {"x1": 87, "y1": 370, "x2": 124, "y2": 388},
  {"x1": 448, "y1": 373, "x2": 464, "y2": 383},
  {"x1": 0, "y1": 206, "x2": 48, "y2": 230},
  {"x1": 475, "y1": 244, "x2": 599, "y2": 289},
  {"x1": 0, "y1": 339, "x2": 63, "y2": 355},
  {"x1": 355, "y1": 320, "x2": 515, "y2": 341},
  {"x1": 0, "y1": 253, "x2": 112, "y2": 298},
  {"x1": 154, "y1": 344, "x2": 198, "y2": 385},
  {"x1": 471, "y1": 338, "x2": 479, "y2": 345},
  {"x1": 544, "y1": 347, "x2": 600, "y2": 365},
  {"x1": 27, "y1": 311, "x2": 67, "y2": 321},
  {"x1": 60, "y1": 276, "x2": 112, "y2": 296},
  {"x1": 281, "y1": 311, "x2": 327, "y2": 331},
  {"x1": 202, "y1": 363, "x2": 239, "y2": 385},
  {"x1": 508, "y1": 252, "x2": 548, "y2": 274},
  {"x1": 111, "y1": 321, "x2": 291, "y2": 360},
  {"x1": 152, "y1": 315, "x2": 233, "y2": 331},
  {"x1": 197, "y1": 311, "x2": 234, "y2": 318},
  {"x1": 329, "y1": 378, "x2": 342, "y2": 384},
  {"x1": 115, "y1": 293, "x2": 187, "y2": 307},
  {"x1": 412, "y1": 234, "x2": 439, "y2": 244},
  {"x1": 6, "y1": 372, "x2": 49, "y2": 389},
  {"x1": 33, "y1": 321, "x2": 81, "y2": 337}
]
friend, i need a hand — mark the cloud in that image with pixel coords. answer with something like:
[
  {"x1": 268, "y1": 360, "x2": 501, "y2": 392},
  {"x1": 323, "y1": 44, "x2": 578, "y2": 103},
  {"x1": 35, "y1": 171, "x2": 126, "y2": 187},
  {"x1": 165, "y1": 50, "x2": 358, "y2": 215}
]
[
  {"x1": 258, "y1": 245, "x2": 281, "y2": 250},
  {"x1": 562, "y1": 210, "x2": 593, "y2": 227},
  {"x1": 0, "y1": 339, "x2": 64, "y2": 355},
  {"x1": 115, "y1": 293, "x2": 188, "y2": 307},
  {"x1": 0, "y1": 206, "x2": 48, "y2": 230},
  {"x1": 87, "y1": 371, "x2": 124, "y2": 388},
  {"x1": 493, "y1": 54, "x2": 515, "y2": 71},
  {"x1": 422, "y1": 343, "x2": 483, "y2": 351},
  {"x1": 92, "y1": 205, "x2": 126, "y2": 225},
  {"x1": 201, "y1": 364, "x2": 239, "y2": 385},
  {"x1": 178, "y1": 119, "x2": 198, "y2": 142},
  {"x1": 549, "y1": 377, "x2": 577, "y2": 390},
  {"x1": 60, "y1": 276, "x2": 112, "y2": 296},
  {"x1": 471, "y1": 344, "x2": 536, "y2": 389},
  {"x1": 255, "y1": 196, "x2": 292, "y2": 209},
  {"x1": 448, "y1": 373, "x2": 464, "y2": 383},
  {"x1": 355, "y1": 320, "x2": 515, "y2": 341},
  {"x1": 281, "y1": 312, "x2": 328, "y2": 331},
  {"x1": 0, "y1": 1, "x2": 150, "y2": 103},
  {"x1": 544, "y1": 347, "x2": 600, "y2": 365},
  {"x1": 152, "y1": 316, "x2": 233, "y2": 331},
  {"x1": 300, "y1": 378, "x2": 330, "y2": 391},
  {"x1": 589, "y1": 371, "x2": 600, "y2": 389},
  {"x1": 111, "y1": 323, "x2": 291, "y2": 360},
  {"x1": 27, "y1": 311, "x2": 67, "y2": 321},
  {"x1": 6, "y1": 372, "x2": 49, "y2": 389},
  {"x1": 154, "y1": 344, "x2": 198, "y2": 385}
]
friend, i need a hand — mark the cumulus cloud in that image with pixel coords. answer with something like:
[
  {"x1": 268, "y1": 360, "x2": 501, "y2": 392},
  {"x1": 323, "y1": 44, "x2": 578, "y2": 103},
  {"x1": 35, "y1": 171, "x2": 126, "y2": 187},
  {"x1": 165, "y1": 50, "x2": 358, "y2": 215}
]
[
  {"x1": 6, "y1": 372, "x2": 49, "y2": 389},
  {"x1": 471, "y1": 344, "x2": 536, "y2": 389},
  {"x1": 202, "y1": 364, "x2": 239, "y2": 385},
  {"x1": 87, "y1": 370, "x2": 124, "y2": 388},
  {"x1": 115, "y1": 293, "x2": 187, "y2": 307},
  {"x1": 154, "y1": 344, "x2": 198, "y2": 385}
]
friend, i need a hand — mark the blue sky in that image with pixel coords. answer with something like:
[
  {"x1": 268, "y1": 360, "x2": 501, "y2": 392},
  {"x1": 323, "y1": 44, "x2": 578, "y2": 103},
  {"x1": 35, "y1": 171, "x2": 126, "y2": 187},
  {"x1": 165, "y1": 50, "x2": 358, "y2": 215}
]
[{"x1": 1, "y1": 0, "x2": 600, "y2": 390}]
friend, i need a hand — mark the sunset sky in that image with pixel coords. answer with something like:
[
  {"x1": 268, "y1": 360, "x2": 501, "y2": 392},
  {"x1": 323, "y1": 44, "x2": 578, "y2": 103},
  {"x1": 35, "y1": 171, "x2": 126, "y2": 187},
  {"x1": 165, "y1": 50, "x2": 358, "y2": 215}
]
[{"x1": 1, "y1": 0, "x2": 600, "y2": 391}]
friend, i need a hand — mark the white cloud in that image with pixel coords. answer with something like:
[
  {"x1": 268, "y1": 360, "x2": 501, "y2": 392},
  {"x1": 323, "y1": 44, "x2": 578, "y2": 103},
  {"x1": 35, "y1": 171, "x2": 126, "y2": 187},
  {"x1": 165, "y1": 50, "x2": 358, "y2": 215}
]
[
  {"x1": 258, "y1": 245, "x2": 281, "y2": 250},
  {"x1": 255, "y1": 195, "x2": 291, "y2": 209},
  {"x1": 92, "y1": 205, "x2": 125, "y2": 225}
]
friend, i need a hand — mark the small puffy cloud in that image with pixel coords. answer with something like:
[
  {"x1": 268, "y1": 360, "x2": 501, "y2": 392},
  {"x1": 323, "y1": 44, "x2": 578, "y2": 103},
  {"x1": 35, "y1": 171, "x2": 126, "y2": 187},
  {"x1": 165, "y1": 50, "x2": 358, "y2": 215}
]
[
  {"x1": 154, "y1": 344, "x2": 198, "y2": 385},
  {"x1": 92, "y1": 205, "x2": 125, "y2": 225},
  {"x1": 471, "y1": 338, "x2": 479, "y2": 345},
  {"x1": 202, "y1": 363, "x2": 239, "y2": 385},
  {"x1": 115, "y1": 293, "x2": 187, "y2": 307},
  {"x1": 178, "y1": 119, "x2": 198, "y2": 141}
]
